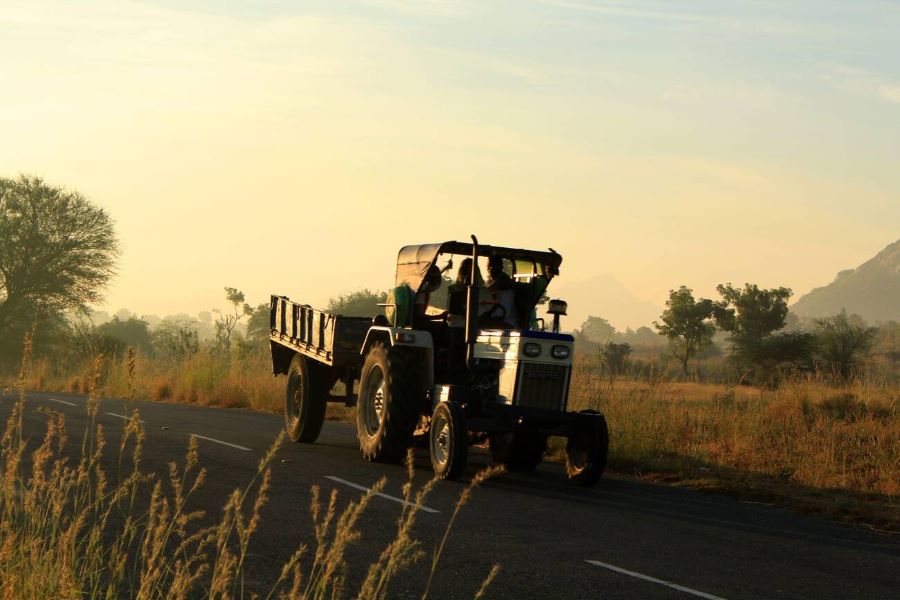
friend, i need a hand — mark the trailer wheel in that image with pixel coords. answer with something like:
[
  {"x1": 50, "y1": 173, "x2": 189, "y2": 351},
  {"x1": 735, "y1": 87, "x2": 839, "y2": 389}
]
[
  {"x1": 356, "y1": 342, "x2": 421, "y2": 462},
  {"x1": 489, "y1": 432, "x2": 547, "y2": 471},
  {"x1": 565, "y1": 410, "x2": 609, "y2": 487},
  {"x1": 430, "y1": 401, "x2": 467, "y2": 480},
  {"x1": 284, "y1": 355, "x2": 328, "y2": 443}
]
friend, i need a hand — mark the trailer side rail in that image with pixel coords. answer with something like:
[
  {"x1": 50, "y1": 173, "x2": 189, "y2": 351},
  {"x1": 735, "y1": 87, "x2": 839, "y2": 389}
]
[{"x1": 270, "y1": 295, "x2": 337, "y2": 365}]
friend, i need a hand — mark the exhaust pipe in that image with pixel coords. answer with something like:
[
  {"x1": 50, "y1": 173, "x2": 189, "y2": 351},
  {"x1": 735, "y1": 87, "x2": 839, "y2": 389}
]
[{"x1": 466, "y1": 234, "x2": 479, "y2": 370}]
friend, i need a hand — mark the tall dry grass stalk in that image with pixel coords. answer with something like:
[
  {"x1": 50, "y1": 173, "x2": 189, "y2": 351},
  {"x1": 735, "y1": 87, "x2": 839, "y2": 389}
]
[
  {"x1": 422, "y1": 463, "x2": 505, "y2": 600},
  {"x1": 1, "y1": 344, "x2": 502, "y2": 598}
]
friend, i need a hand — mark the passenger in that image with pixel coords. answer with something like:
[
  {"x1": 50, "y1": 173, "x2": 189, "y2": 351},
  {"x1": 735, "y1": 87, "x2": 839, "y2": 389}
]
[
  {"x1": 447, "y1": 258, "x2": 482, "y2": 328},
  {"x1": 414, "y1": 263, "x2": 444, "y2": 321},
  {"x1": 455, "y1": 258, "x2": 484, "y2": 288},
  {"x1": 446, "y1": 258, "x2": 482, "y2": 378}
]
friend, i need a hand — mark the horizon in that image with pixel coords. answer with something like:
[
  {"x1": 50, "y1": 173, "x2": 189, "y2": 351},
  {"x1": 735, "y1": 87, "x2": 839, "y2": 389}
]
[{"x1": 3, "y1": 0, "x2": 898, "y2": 328}]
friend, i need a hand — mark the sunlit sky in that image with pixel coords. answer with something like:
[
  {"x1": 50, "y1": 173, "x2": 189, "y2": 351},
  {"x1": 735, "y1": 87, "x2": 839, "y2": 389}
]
[{"x1": 3, "y1": 0, "x2": 898, "y2": 328}]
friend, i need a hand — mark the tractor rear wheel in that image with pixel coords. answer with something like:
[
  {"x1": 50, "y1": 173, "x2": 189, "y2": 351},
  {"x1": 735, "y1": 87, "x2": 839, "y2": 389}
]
[
  {"x1": 565, "y1": 410, "x2": 609, "y2": 487},
  {"x1": 356, "y1": 342, "x2": 421, "y2": 462},
  {"x1": 284, "y1": 355, "x2": 328, "y2": 443},
  {"x1": 489, "y1": 431, "x2": 547, "y2": 471},
  {"x1": 430, "y1": 401, "x2": 467, "y2": 480}
]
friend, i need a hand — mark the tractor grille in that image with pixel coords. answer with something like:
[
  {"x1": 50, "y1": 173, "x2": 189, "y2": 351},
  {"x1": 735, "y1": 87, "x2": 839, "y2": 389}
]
[{"x1": 515, "y1": 362, "x2": 569, "y2": 412}]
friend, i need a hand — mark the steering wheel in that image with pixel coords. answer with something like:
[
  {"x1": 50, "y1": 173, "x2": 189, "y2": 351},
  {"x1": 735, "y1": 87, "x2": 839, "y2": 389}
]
[
  {"x1": 487, "y1": 303, "x2": 506, "y2": 320},
  {"x1": 478, "y1": 303, "x2": 508, "y2": 328}
]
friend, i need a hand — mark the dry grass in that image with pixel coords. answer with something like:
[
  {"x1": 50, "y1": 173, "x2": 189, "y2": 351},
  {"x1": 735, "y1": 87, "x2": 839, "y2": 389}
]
[
  {"x1": 567, "y1": 357, "x2": 900, "y2": 530},
  {"x1": 21, "y1": 348, "x2": 284, "y2": 413},
  {"x1": 0, "y1": 340, "x2": 502, "y2": 598}
]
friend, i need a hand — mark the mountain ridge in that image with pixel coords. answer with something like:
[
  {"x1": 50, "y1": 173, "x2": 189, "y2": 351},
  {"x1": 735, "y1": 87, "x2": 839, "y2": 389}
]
[{"x1": 791, "y1": 238, "x2": 900, "y2": 323}]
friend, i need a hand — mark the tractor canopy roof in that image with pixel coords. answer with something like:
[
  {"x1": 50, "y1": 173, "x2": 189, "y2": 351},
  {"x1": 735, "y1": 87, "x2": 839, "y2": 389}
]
[{"x1": 395, "y1": 240, "x2": 562, "y2": 292}]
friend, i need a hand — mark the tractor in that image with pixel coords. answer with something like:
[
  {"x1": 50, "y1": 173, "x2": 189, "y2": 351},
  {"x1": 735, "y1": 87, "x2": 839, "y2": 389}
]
[{"x1": 269, "y1": 236, "x2": 608, "y2": 485}]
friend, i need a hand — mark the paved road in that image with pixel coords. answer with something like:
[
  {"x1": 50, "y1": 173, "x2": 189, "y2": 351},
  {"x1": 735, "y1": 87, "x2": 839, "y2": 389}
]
[{"x1": 2, "y1": 391, "x2": 898, "y2": 599}]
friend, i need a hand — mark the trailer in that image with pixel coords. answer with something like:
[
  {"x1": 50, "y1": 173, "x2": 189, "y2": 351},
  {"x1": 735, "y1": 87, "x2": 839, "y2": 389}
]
[{"x1": 269, "y1": 297, "x2": 370, "y2": 441}]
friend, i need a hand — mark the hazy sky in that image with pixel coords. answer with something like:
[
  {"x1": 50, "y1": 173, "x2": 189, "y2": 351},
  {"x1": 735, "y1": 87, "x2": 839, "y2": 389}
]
[{"x1": 3, "y1": 0, "x2": 898, "y2": 328}]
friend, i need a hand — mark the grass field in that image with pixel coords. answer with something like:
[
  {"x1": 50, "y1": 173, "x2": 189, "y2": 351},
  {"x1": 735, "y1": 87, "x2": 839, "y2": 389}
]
[
  {"x1": 9, "y1": 347, "x2": 899, "y2": 531},
  {"x1": 566, "y1": 359, "x2": 899, "y2": 530}
]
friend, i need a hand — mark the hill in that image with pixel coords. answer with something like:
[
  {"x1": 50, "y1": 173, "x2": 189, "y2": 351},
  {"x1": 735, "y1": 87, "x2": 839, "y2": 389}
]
[
  {"x1": 550, "y1": 273, "x2": 661, "y2": 331},
  {"x1": 791, "y1": 238, "x2": 900, "y2": 323}
]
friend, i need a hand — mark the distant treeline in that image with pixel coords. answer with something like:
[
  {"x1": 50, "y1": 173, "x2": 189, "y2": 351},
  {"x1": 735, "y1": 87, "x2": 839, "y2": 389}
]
[{"x1": 575, "y1": 284, "x2": 900, "y2": 386}]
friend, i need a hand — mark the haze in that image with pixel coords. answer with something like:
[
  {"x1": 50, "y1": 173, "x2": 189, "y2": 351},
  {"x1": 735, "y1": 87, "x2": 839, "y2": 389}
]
[{"x1": 3, "y1": 0, "x2": 898, "y2": 329}]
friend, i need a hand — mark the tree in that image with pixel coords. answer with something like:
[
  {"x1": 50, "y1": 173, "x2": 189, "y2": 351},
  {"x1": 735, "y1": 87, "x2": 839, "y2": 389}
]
[
  {"x1": 654, "y1": 287, "x2": 718, "y2": 375},
  {"x1": 618, "y1": 326, "x2": 664, "y2": 347},
  {"x1": 715, "y1": 283, "x2": 791, "y2": 345},
  {"x1": 327, "y1": 289, "x2": 388, "y2": 318},
  {"x1": 600, "y1": 342, "x2": 632, "y2": 378},
  {"x1": 96, "y1": 316, "x2": 153, "y2": 356},
  {"x1": 152, "y1": 317, "x2": 200, "y2": 359},
  {"x1": 715, "y1": 283, "x2": 798, "y2": 382},
  {"x1": 214, "y1": 286, "x2": 251, "y2": 349},
  {"x1": 0, "y1": 175, "x2": 118, "y2": 348},
  {"x1": 814, "y1": 310, "x2": 878, "y2": 381},
  {"x1": 576, "y1": 316, "x2": 616, "y2": 343},
  {"x1": 245, "y1": 303, "x2": 271, "y2": 346}
]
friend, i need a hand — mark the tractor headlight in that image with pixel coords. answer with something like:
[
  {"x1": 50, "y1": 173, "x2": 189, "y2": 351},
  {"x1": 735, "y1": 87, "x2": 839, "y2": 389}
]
[
  {"x1": 551, "y1": 345, "x2": 570, "y2": 359},
  {"x1": 523, "y1": 342, "x2": 542, "y2": 357}
]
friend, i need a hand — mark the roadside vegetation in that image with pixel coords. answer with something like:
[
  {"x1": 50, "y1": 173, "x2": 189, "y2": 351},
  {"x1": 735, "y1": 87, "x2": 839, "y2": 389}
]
[
  {"x1": 566, "y1": 360, "x2": 899, "y2": 530},
  {"x1": 0, "y1": 336, "x2": 502, "y2": 598}
]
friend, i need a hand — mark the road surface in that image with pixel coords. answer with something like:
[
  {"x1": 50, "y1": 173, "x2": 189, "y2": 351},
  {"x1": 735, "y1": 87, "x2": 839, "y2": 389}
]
[{"x1": 1, "y1": 391, "x2": 898, "y2": 599}]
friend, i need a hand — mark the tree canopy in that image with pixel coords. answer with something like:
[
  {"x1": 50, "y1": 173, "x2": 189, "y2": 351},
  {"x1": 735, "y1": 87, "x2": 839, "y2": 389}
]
[
  {"x1": 655, "y1": 286, "x2": 719, "y2": 375},
  {"x1": 815, "y1": 310, "x2": 878, "y2": 381},
  {"x1": 715, "y1": 283, "x2": 791, "y2": 343},
  {"x1": 715, "y1": 283, "x2": 797, "y2": 382},
  {"x1": 577, "y1": 316, "x2": 616, "y2": 343},
  {"x1": 0, "y1": 175, "x2": 118, "y2": 358},
  {"x1": 327, "y1": 289, "x2": 387, "y2": 318}
]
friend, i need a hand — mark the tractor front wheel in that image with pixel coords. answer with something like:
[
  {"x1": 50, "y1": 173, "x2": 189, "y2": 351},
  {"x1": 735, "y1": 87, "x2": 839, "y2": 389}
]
[
  {"x1": 565, "y1": 410, "x2": 609, "y2": 487},
  {"x1": 429, "y1": 401, "x2": 468, "y2": 480}
]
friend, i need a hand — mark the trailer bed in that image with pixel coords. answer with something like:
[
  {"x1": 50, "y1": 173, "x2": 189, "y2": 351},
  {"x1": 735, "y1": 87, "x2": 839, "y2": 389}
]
[{"x1": 269, "y1": 295, "x2": 370, "y2": 369}]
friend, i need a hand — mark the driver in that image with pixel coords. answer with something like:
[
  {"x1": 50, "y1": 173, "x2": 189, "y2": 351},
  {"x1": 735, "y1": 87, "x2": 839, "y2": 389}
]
[
  {"x1": 482, "y1": 256, "x2": 518, "y2": 329},
  {"x1": 486, "y1": 256, "x2": 513, "y2": 291}
]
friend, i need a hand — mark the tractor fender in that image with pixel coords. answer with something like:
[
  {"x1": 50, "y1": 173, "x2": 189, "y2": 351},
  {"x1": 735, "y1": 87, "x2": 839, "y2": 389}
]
[
  {"x1": 360, "y1": 326, "x2": 434, "y2": 354},
  {"x1": 360, "y1": 326, "x2": 434, "y2": 394}
]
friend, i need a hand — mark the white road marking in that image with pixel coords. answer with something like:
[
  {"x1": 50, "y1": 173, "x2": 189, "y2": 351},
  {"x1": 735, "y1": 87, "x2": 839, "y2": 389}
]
[
  {"x1": 324, "y1": 475, "x2": 440, "y2": 514},
  {"x1": 585, "y1": 560, "x2": 728, "y2": 600},
  {"x1": 105, "y1": 412, "x2": 146, "y2": 424},
  {"x1": 48, "y1": 398, "x2": 77, "y2": 407},
  {"x1": 189, "y1": 434, "x2": 251, "y2": 452}
]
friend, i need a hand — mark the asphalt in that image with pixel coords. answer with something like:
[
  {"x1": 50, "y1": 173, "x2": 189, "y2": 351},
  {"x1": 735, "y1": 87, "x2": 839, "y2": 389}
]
[{"x1": 1, "y1": 390, "x2": 898, "y2": 600}]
